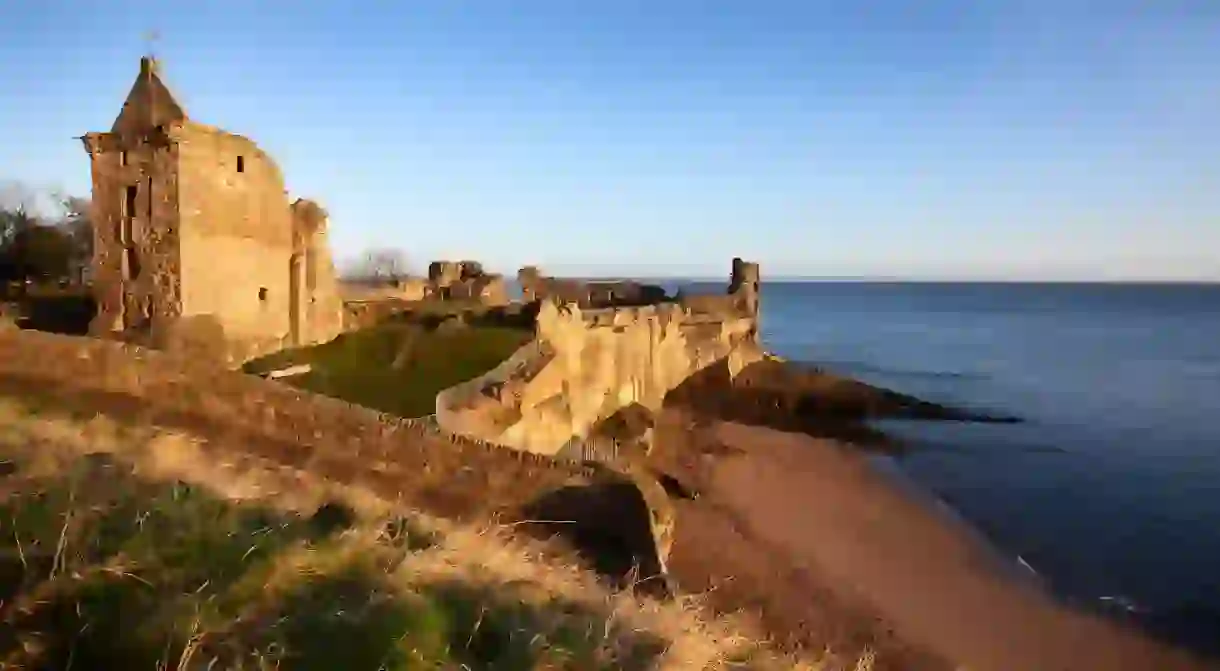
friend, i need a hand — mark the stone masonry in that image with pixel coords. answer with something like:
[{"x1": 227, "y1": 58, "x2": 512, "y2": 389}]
[
  {"x1": 426, "y1": 260, "x2": 508, "y2": 305},
  {"x1": 518, "y1": 266, "x2": 669, "y2": 309},
  {"x1": 436, "y1": 259, "x2": 763, "y2": 454},
  {"x1": 80, "y1": 56, "x2": 343, "y2": 366}
]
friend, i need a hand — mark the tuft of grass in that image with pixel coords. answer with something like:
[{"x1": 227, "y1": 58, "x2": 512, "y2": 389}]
[
  {"x1": 243, "y1": 321, "x2": 532, "y2": 418},
  {"x1": 0, "y1": 396, "x2": 853, "y2": 670}
]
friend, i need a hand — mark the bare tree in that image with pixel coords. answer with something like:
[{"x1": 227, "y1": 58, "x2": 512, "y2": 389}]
[
  {"x1": 0, "y1": 180, "x2": 38, "y2": 214},
  {"x1": 347, "y1": 248, "x2": 409, "y2": 283},
  {"x1": 51, "y1": 193, "x2": 92, "y2": 283},
  {"x1": 0, "y1": 181, "x2": 37, "y2": 245}
]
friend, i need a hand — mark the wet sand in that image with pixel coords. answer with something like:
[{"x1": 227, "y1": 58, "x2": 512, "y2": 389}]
[{"x1": 666, "y1": 420, "x2": 1215, "y2": 671}]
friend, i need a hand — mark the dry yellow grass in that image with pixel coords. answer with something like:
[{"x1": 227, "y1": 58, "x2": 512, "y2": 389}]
[{"x1": 0, "y1": 396, "x2": 872, "y2": 670}]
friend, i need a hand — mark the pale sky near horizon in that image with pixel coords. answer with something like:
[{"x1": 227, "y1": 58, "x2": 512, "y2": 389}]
[{"x1": 1, "y1": 0, "x2": 1217, "y2": 280}]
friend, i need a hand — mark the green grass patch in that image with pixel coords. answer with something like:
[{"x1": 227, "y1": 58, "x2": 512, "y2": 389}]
[
  {"x1": 0, "y1": 447, "x2": 666, "y2": 670},
  {"x1": 243, "y1": 321, "x2": 532, "y2": 418}
]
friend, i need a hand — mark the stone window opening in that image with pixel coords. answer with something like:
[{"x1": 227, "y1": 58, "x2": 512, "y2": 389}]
[
  {"x1": 236, "y1": 156, "x2": 245, "y2": 173},
  {"x1": 259, "y1": 287, "x2": 268, "y2": 302},
  {"x1": 120, "y1": 151, "x2": 128, "y2": 166},
  {"x1": 125, "y1": 247, "x2": 141, "y2": 280},
  {"x1": 123, "y1": 185, "x2": 138, "y2": 227}
]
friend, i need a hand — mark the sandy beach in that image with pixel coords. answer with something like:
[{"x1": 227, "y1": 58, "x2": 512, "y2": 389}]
[{"x1": 663, "y1": 418, "x2": 1216, "y2": 671}]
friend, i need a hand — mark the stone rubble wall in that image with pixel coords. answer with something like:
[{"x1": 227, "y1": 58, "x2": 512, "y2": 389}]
[
  {"x1": 517, "y1": 268, "x2": 668, "y2": 309},
  {"x1": 435, "y1": 295, "x2": 762, "y2": 456},
  {"x1": 425, "y1": 260, "x2": 508, "y2": 306},
  {"x1": 340, "y1": 278, "x2": 430, "y2": 303}
]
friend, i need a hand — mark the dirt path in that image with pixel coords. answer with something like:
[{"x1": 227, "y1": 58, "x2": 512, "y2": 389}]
[{"x1": 669, "y1": 420, "x2": 1215, "y2": 671}]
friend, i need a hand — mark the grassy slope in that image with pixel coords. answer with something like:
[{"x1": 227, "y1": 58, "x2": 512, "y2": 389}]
[
  {"x1": 0, "y1": 397, "x2": 850, "y2": 671},
  {"x1": 243, "y1": 320, "x2": 531, "y2": 418}
]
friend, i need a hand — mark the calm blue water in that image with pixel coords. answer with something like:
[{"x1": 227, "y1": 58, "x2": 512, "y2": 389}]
[{"x1": 748, "y1": 281, "x2": 1220, "y2": 655}]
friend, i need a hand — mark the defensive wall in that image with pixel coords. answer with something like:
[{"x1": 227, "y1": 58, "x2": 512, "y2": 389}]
[{"x1": 435, "y1": 258, "x2": 762, "y2": 455}]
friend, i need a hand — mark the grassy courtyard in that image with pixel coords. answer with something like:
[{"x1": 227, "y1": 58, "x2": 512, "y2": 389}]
[{"x1": 243, "y1": 316, "x2": 532, "y2": 418}]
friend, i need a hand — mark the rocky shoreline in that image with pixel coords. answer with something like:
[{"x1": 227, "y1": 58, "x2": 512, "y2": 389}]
[{"x1": 584, "y1": 352, "x2": 1021, "y2": 455}]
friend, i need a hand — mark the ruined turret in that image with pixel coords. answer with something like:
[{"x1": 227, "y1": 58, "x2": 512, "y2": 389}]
[{"x1": 729, "y1": 257, "x2": 760, "y2": 318}]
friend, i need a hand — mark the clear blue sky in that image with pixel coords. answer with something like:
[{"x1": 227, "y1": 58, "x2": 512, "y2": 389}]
[{"x1": 2, "y1": 0, "x2": 1217, "y2": 280}]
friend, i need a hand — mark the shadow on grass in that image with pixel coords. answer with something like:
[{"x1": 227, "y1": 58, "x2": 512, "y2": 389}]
[
  {"x1": 0, "y1": 451, "x2": 667, "y2": 670},
  {"x1": 236, "y1": 568, "x2": 667, "y2": 670},
  {"x1": 0, "y1": 453, "x2": 347, "y2": 668},
  {"x1": 517, "y1": 480, "x2": 673, "y2": 601}
]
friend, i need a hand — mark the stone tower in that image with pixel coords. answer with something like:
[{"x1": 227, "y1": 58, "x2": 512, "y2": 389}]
[
  {"x1": 729, "y1": 257, "x2": 760, "y2": 318},
  {"x1": 80, "y1": 56, "x2": 343, "y2": 366}
]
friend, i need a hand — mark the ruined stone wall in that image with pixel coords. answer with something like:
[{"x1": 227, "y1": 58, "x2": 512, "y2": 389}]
[
  {"x1": 436, "y1": 259, "x2": 762, "y2": 454},
  {"x1": 82, "y1": 57, "x2": 347, "y2": 369},
  {"x1": 424, "y1": 260, "x2": 507, "y2": 306},
  {"x1": 175, "y1": 122, "x2": 296, "y2": 363},
  {"x1": 428, "y1": 260, "x2": 483, "y2": 287},
  {"x1": 729, "y1": 257, "x2": 760, "y2": 318},
  {"x1": 437, "y1": 301, "x2": 760, "y2": 455},
  {"x1": 441, "y1": 275, "x2": 508, "y2": 305},
  {"x1": 83, "y1": 127, "x2": 183, "y2": 336},
  {"x1": 518, "y1": 267, "x2": 668, "y2": 308},
  {"x1": 340, "y1": 278, "x2": 429, "y2": 303},
  {"x1": 290, "y1": 199, "x2": 343, "y2": 347}
]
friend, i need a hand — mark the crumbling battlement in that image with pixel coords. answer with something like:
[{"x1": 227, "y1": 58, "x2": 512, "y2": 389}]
[
  {"x1": 521, "y1": 257, "x2": 760, "y2": 322},
  {"x1": 579, "y1": 303, "x2": 731, "y2": 329},
  {"x1": 675, "y1": 257, "x2": 760, "y2": 319},
  {"x1": 435, "y1": 260, "x2": 763, "y2": 455},
  {"x1": 556, "y1": 257, "x2": 760, "y2": 336},
  {"x1": 518, "y1": 267, "x2": 669, "y2": 309},
  {"x1": 427, "y1": 260, "x2": 508, "y2": 306}
]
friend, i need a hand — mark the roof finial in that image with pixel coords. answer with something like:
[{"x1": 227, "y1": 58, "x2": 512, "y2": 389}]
[{"x1": 143, "y1": 29, "x2": 160, "y2": 60}]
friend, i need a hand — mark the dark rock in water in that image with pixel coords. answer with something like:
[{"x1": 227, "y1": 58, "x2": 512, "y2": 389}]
[{"x1": 662, "y1": 357, "x2": 1019, "y2": 447}]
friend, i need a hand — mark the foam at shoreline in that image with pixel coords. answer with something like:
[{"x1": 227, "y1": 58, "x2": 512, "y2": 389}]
[{"x1": 865, "y1": 453, "x2": 1047, "y2": 590}]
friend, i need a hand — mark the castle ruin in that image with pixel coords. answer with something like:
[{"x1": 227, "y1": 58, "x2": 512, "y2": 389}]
[
  {"x1": 80, "y1": 56, "x2": 343, "y2": 366},
  {"x1": 518, "y1": 267, "x2": 669, "y2": 308},
  {"x1": 436, "y1": 258, "x2": 762, "y2": 454},
  {"x1": 426, "y1": 260, "x2": 508, "y2": 305}
]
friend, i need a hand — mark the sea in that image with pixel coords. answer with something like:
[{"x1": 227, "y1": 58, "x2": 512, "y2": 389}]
[{"x1": 742, "y1": 280, "x2": 1220, "y2": 657}]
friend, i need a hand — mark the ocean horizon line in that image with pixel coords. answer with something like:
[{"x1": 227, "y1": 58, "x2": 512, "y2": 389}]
[{"x1": 560, "y1": 276, "x2": 1220, "y2": 286}]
